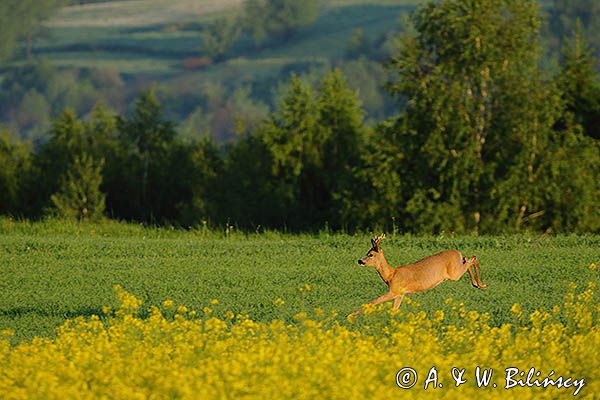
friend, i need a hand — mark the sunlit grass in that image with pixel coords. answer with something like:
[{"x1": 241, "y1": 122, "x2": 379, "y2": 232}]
[{"x1": 0, "y1": 218, "x2": 597, "y2": 343}]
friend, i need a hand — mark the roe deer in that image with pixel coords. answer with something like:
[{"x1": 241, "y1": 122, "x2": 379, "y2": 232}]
[{"x1": 348, "y1": 234, "x2": 487, "y2": 317}]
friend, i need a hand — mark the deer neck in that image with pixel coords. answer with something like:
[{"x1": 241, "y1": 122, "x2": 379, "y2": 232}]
[{"x1": 374, "y1": 257, "x2": 394, "y2": 285}]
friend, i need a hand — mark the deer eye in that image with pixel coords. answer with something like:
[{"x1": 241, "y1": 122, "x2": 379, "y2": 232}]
[{"x1": 368, "y1": 253, "x2": 374, "y2": 257}]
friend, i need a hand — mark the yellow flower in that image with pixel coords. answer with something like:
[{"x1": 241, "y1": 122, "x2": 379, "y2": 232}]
[
  {"x1": 293, "y1": 311, "x2": 307, "y2": 320},
  {"x1": 273, "y1": 298, "x2": 285, "y2": 307},
  {"x1": 0, "y1": 282, "x2": 595, "y2": 399},
  {"x1": 510, "y1": 303, "x2": 523, "y2": 315},
  {"x1": 210, "y1": 299, "x2": 219, "y2": 305},
  {"x1": 176, "y1": 305, "x2": 188, "y2": 313},
  {"x1": 299, "y1": 283, "x2": 312, "y2": 293},
  {"x1": 552, "y1": 305, "x2": 561, "y2": 314},
  {"x1": 162, "y1": 299, "x2": 174, "y2": 309}
]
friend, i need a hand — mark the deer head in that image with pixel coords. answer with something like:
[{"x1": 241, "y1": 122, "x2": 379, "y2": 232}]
[{"x1": 358, "y1": 234, "x2": 386, "y2": 267}]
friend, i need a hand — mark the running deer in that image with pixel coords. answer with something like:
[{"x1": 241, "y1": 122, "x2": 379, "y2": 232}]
[{"x1": 348, "y1": 234, "x2": 487, "y2": 317}]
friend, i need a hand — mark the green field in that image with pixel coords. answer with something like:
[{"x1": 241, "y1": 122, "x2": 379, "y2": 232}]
[
  {"x1": 32, "y1": 0, "x2": 420, "y2": 76},
  {"x1": 0, "y1": 219, "x2": 597, "y2": 343}
]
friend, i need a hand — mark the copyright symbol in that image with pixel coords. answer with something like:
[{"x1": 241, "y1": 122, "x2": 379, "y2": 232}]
[{"x1": 395, "y1": 367, "x2": 418, "y2": 389}]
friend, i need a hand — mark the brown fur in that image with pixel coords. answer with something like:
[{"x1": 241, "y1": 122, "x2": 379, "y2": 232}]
[{"x1": 348, "y1": 234, "x2": 487, "y2": 317}]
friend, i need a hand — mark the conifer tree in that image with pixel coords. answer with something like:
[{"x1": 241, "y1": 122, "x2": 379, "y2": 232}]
[
  {"x1": 253, "y1": 71, "x2": 367, "y2": 228},
  {"x1": 115, "y1": 90, "x2": 177, "y2": 221},
  {"x1": 50, "y1": 154, "x2": 106, "y2": 221},
  {"x1": 317, "y1": 69, "x2": 368, "y2": 227}
]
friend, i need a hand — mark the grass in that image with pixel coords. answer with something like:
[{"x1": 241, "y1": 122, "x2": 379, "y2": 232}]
[{"x1": 0, "y1": 218, "x2": 598, "y2": 343}]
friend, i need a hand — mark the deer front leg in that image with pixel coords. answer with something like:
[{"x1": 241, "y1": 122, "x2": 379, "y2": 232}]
[
  {"x1": 348, "y1": 291, "x2": 396, "y2": 317},
  {"x1": 392, "y1": 294, "x2": 405, "y2": 309}
]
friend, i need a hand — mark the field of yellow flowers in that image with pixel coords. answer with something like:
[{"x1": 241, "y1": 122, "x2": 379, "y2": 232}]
[{"x1": 0, "y1": 282, "x2": 597, "y2": 399}]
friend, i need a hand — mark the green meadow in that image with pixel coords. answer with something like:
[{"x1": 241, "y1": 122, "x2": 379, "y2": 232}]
[{"x1": 0, "y1": 219, "x2": 597, "y2": 342}]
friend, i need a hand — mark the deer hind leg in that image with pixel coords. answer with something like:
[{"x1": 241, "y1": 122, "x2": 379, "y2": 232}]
[
  {"x1": 472, "y1": 256, "x2": 488, "y2": 288},
  {"x1": 467, "y1": 264, "x2": 480, "y2": 288},
  {"x1": 348, "y1": 291, "x2": 396, "y2": 317},
  {"x1": 448, "y1": 256, "x2": 476, "y2": 283}
]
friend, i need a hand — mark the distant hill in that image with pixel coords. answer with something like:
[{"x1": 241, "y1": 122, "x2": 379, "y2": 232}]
[
  {"x1": 38, "y1": 0, "x2": 418, "y2": 74},
  {"x1": 1, "y1": 0, "x2": 597, "y2": 141}
]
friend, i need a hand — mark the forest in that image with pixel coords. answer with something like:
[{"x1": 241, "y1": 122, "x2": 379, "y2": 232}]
[{"x1": 0, "y1": 0, "x2": 599, "y2": 233}]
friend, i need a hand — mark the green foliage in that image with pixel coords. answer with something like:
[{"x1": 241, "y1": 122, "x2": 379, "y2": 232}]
[
  {"x1": 547, "y1": 29, "x2": 600, "y2": 232},
  {"x1": 242, "y1": 0, "x2": 320, "y2": 44},
  {"x1": 16, "y1": 89, "x2": 51, "y2": 132},
  {"x1": 201, "y1": 17, "x2": 241, "y2": 61},
  {"x1": 214, "y1": 134, "x2": 285, "y2": 227},
  {"x1": 0, "y1": 0, "x2": 66, "y2": 61},
  {"x1": 556, "y1": 26, "x2": 600, "y2": 140},
  {"x1": 240, "y1": 76, "x2": 322, "y2": 227},
  {"x1": 317, "y1": 70, "x2": 369, "y2": 227},
  {"x1": 50, "y1": 154, "x2": 106, "y2": 221},
  {"x1": 108, "y1": 90, "x2": 222, "y2": 224},
  {"x1": 243, "y1": 70, "x2": 367, "y2": 228},
  {"x1": 344, "y1": 29, "x2": 373, "y2": 59},
  {"x1": 540, "y1": 127, "x2": 600, "y2": 232},
  {"x1": 338, "y1": 57, "x2": 393, "y2": 120},
  {"x1": 378, "y1": 0, "x2": 598, "y2": 234},
  {"x1": 0, "y1": 221, "x2": 598, "y2": 341},
  {"x1": 0, "y1": 61, "x2": 125, "y2": 140},
  {"x1": 24, "y1": 104, "x2": 119, "y2": 217},
  {"x1": 170, "y1": 139, "x2": 223, "y2": 226},
  {"x1": 338, "y1": 118, "x2": 404, "y2": 230},
  {"x1": 28, "y1": 109, "x2": 89, "y2": 215},
  {"x1": 0, "y1": 131, "x2": 30, "y2": 215},
  {"x1": 550, "y1": 0, "x2": 600, "y2": 53},
  {"x1": 110, "y1": 90, "x2": 179, "y2": 221}
]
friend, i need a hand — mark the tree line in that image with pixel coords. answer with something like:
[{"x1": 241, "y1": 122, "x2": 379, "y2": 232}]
[{"x1": 1, "y1": 0, "x2": 599, "y2": 233}]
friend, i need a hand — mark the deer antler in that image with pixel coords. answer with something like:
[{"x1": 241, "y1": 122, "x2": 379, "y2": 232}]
[{"x1": 371, "y1": 233, "x2": 386, "y2": 250}]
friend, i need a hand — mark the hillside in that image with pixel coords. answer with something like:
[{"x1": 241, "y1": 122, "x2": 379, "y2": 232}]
[{"x1": 2, "y1": 0, "x2": 424, "y2": 140}]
